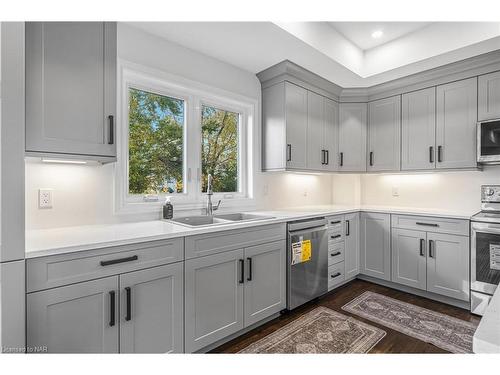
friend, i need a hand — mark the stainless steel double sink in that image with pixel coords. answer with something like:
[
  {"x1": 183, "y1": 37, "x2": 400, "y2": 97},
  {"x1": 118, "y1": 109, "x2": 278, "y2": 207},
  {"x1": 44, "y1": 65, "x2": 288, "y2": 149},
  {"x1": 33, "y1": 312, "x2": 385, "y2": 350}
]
[{"x1": 169, "y1": 213, "x2": 274, "y2": 228}]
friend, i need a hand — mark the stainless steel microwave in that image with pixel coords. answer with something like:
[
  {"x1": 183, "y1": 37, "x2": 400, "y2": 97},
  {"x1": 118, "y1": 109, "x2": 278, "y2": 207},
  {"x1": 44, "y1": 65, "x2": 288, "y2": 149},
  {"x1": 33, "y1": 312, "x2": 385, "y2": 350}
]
[{"x1": 478, "y1": 119, "x2": 500, "y2": 164}]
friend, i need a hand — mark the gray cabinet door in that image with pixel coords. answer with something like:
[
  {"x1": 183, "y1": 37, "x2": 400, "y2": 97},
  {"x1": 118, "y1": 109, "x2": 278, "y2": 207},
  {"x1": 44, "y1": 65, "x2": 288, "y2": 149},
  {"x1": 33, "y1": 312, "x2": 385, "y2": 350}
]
[
  {"x1": 478, "y1": 71, "x2": 500, "y2": 121},
  {"x1": 25, "y1": 22, "x2": 116, "y2": 158},
  {"x1": 244, "y1": 240, "x2": 286, "y2": 327},
  {"x1": 185, "y1": 249, "x2": 244, "y2": 352},
  {"x1": 344, "y1": 212, "x2": 360, "y2": 279},
  {"x1": 119, "y1": 263, "x2": 183, "y2": 353},
  {"x1": 367, "y1": 96, "x2": 401, "y2": 172},
  {"x1": 360, "y1": 212, "x2": 391, "y2": 281},
  {"x1": 426, "y1": 233, "x2": 470, "y2": 301},
  {"x1": 436, "y1": 77, "x2": 477, "y2": 169},
  {"x1": 391, "y1": 228, "x2": 427, "y2": 290},
  {"x1": 401, "y1": 87, "x2": 436, "y2": 170},
  {"x1": 339, "y1": 103, "x2": 367, "y2": 172},
  {"x1": 323, "y1": 98, "x2": 339, "y2": 171},
  {"x1": 306, "y1": 91, "x2": 325, "y2": 171},
  {"x1": 27, "y1": 276, "x2": 119, "y2": 353},
  {"x1": 285, "y1": 82, "x2": 308, "y2": 169}
]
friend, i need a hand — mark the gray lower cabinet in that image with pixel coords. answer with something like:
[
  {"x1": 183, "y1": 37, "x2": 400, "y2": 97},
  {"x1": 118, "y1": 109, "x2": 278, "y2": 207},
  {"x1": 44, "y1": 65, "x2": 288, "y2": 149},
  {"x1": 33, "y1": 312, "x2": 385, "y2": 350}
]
[
  {"x1": 391, "y1": 228, "x2": 427, "y2": 290},
  {"x1": 119, "y1": 263, "x2": 183, "y2": 353},
  {"x1": 339, "y1": 103, "x2": 367, "y2": 172},
  {"x1": 184, "y1": 249, "x2": 244, "y2": 353},
  {"x1": 25, "y1": 22, "x2": 117, "y2": 161},
  {"x1": 367, "y1": 96, "x2": 401, "y2": 172},
  {"x1": 344, "y1": 213, "x2": 360, "y2": 279},
  {"x1": 436, "y1": 77, "x2": 478, "y2": 169},
  {"x1": 478, "y1": 70, "x2": 500, "y2": 121},
  {"x1": 426, "y1": 232, "x2": 470, "y2": 301},
  {"x1": 244, "y1": 241, "x2": 286, "y2": 326},
  {"x1": 27, "y1": 276, "x2": 119, "y2": 353},
  {"x1": 401, "y1": 87, "x2": 436, "y2": 170},
  {"x1": 360, "y1": 212, "x2": 391, "y2": 281}
]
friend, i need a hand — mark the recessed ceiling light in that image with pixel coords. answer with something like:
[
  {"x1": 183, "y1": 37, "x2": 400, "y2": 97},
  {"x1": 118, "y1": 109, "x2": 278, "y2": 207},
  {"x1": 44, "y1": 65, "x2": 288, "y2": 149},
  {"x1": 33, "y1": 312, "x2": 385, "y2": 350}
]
[{"x1": 371, "y1": 30, "x2": 383, "y2": 39}]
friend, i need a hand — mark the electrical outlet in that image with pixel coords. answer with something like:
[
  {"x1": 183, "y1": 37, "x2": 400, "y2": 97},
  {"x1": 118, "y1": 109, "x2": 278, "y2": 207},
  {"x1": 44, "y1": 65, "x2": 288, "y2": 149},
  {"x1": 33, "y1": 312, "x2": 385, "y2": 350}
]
[
  {"x1": 392, "y1": 186, "x2": 399, "y2": 197},
  {"x1": 39, "y1": 189, "x2": 53, "y2": 209}
]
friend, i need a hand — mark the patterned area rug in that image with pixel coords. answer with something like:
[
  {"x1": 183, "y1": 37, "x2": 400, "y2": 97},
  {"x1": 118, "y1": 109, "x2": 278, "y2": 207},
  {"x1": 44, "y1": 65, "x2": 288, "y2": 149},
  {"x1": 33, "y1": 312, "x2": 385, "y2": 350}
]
[
  {"x1": 342, "y1": 291, "x2": 478, "y2": 353},
  {"x1": 239, "y1": 307, "x2": 386, "y2": 353}
]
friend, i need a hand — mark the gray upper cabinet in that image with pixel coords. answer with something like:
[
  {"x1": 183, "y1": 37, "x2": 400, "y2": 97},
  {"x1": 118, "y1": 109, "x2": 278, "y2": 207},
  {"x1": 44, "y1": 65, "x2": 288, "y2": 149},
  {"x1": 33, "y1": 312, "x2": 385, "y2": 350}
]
[
  {"x1": 391, "y1": 228, "x2": 427, "y2": 291},
  {"x1": 323, "y1": 98, "x2": 340, "y2": 171},
  {"x1": 367, "y1": 96, "x2": 401, "y2": 172},
  {"x1": 426, "y1": 232, "x2": 470, "y2": 301},
  {"x1": 401, "y1": 87, "x2": 436, "y2": 170},
  {"x1": 344, "y1": 212, "x2": 360, "y2": 279},
  {"x1": 184, "y1": 249, "x2": 244, "y2": 353},
  {"x1": 119, "y1": 263, "x2": 184, "y2": 354},
  {"x1": 436, "y1": 77, "x2": 478, "y2": 169},
  {"x1": 27, "y1": 276, "x2": 119, "y2": 353},
  {"x1": 244, "y1": 241, "x2": 286, "y2": 327},
  {"x1": 285, "y1": 82, "x2": 308, "y2": 169},
  {"x1": 25, "y1": 22, "x2": 117, "y2": 161},
  {"x1": 360, "y1": 212, "x2": 391, "y2": 281},
  {"x1": 339, "y1": 103, "x2": 367, "y2": 172},
  {"x1": 478, "y1": 71, "x2": 500, "y2": 121}
]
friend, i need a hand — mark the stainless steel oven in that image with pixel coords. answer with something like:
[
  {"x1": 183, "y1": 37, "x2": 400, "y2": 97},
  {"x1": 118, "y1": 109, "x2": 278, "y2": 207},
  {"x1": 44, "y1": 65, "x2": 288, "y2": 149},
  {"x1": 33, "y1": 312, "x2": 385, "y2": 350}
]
[{"x1": 477, "y1": 119, "x2": 500, "y2": 164}]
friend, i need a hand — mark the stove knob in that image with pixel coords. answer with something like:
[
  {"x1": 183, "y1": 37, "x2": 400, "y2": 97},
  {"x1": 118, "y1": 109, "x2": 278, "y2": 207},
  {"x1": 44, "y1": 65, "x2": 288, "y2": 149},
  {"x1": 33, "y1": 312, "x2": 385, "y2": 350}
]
[{"x1": 487, "y1": 188, "x2": 495, "y2": 196}]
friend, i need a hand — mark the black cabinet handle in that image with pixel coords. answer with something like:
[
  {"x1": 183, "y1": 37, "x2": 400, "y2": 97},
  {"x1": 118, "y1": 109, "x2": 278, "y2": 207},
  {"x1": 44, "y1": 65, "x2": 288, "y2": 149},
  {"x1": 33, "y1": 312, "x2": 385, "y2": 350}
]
[
  {"x1": 247, "y1": 257, "x2": 252, "y2": 281},
  {"x1": 321, "y1": 150, "x2": 325, "y2": 165},
  {"x1": 419, "y1": 239, "x2": 425, "y2": 257},
  {"x1": 109, "y1": 291, "x2": 116, "y2": 327},
  {"x1": 287, "y1": 144, "x2": 292, "y2": 162},
  {"x1": 108, "y1": 115, "x2": 114, "y2": 145},
  {"x1": 346, "y1": 220, "x2": 350, "y2": 236},
  {"x1": 100, "y1": 255, "x2": 138, "y2": 267},
  {"x1": 325, "y1": 150, "x2": 329, "y2": 165},
  {"x1": 330, "y1": 234, "x2": 341, "y2": 239},
  {"x1": 330, "y1": 220, "x2": 341, "y2": 225},
  {"x1": 239, "y1": 259, "x2": 245, "y2": 284},
  {"x1": 437, "y1": 145, "x2": 442, "y2": 162},
  {"x1": 369, "y1": 151, "x2": 374, "y2": 166},
  {"x1": 340, "y1": 152, "x2": 344, "y2": 167},
  {"x1": 429, "y1": 146, "x2": 434, "y2": 163},
  {"x1": 125, "y1": 287, "x2": 132, "y2": 321},
  {"x1": 428, "y1": 240, "x2": 434, "y2": 258},
  {"x1": 331, "y1": 272, "x2": 341, "y2": 279},
  {"x1": 416, "y1": 222, "x2": 439, "y2": 227},
  {"x1": 330, "y1": 251, "x2": 341, "y2": 257}
]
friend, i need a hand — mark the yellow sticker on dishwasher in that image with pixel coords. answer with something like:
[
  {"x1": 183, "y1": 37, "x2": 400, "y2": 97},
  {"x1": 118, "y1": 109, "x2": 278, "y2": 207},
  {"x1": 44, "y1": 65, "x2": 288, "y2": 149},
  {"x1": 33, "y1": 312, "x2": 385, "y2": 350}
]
[{"x1": 302, "y1": 240, "x2": 312, "y2": 262}]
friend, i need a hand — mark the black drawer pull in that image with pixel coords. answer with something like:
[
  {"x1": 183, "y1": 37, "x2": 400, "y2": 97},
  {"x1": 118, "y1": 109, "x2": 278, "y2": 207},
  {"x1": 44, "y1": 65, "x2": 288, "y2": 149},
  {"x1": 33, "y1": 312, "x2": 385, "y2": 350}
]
[
  {"x1": 109, "y1": 291, "x2": 116, "y2": 327},
  {"x1": 416, "y1": 222, "x2": 439, "y2": 227},
  {"x1": 125, "y1": 287, "x2": 132, "y2": 321},
  {"x1": 330, "y1": 234, "x2": 341, "y2": 239},
  {"x1": 330, "y1": 272, "x2": 341, "y2": 279},
  {"x1": 330, "y1": 251, "x2": 341, "y2": 257},
  {"x1": 100, "y1": 255, "x2": 138, "y2": 267},
  {"x1": 330, "y1": 220, "x2": 341, "y2": 225}
]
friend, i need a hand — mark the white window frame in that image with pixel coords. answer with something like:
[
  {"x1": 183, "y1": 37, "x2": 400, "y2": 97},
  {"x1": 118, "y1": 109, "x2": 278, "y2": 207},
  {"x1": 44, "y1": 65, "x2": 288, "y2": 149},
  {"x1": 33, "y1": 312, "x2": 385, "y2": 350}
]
[{"x1": 114, "y1": 60, "x2": 257, "y2": 215}]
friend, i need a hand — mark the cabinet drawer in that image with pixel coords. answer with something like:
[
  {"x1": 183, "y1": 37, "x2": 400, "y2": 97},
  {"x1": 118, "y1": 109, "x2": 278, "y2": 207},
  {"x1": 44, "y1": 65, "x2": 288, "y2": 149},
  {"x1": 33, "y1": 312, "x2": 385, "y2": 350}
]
[
  {"x1": 391, "y1": 214, "x2": 469, "y2": 236},
  {"x1": 328, "y1": 241, "x2": 345, "y2": 266},
  {"x1": 27, "y1": 238, "x2": 184, "y2": 292},
  {"x1": 185, "y1": 223, "x2": 285, "y2": 259},
  {"x1": 328, "y1": 262, "x2": 345, "y2": 290},
  {"x1": 326, "y1": 215, "x2": 344, "y2": 242}
]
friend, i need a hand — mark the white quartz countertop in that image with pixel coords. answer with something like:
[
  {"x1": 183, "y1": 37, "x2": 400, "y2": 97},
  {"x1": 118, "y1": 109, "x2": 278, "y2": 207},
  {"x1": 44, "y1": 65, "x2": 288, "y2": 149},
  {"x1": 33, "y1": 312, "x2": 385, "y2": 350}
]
[
  {"x1": 25, "y1": 205, "x2": 477, "y2": 259},
  {"x1": 473, "y1": 287, "x2": 500, "y2": 353}
]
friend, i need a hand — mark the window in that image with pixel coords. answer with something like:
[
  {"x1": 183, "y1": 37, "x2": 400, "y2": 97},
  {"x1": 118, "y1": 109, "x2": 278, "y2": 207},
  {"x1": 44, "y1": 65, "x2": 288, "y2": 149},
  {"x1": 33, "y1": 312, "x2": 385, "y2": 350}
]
[
  {"x1": 128, "y1": 88, "x2": 185, "y2": 195},
  {"x1": 117, "y1": 64, "x2": 256, "y2": 213},
  {"x1": 201, "y1": 105, "x2": 239, "y2": 193}
]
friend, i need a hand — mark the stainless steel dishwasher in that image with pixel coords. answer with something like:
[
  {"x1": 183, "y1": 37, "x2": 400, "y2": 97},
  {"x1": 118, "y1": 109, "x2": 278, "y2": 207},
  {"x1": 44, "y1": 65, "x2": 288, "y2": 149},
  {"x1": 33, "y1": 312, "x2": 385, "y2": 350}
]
[{"x1": 287, "y1": 217, "x2": 328, "y2": 310}]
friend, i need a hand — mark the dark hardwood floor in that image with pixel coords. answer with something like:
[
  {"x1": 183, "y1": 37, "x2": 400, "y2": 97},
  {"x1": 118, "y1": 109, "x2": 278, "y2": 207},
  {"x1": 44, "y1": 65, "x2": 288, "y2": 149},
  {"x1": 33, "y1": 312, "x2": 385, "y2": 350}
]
[{"x1": 211, "y1": 279, "x2": 480, "y2": 354}]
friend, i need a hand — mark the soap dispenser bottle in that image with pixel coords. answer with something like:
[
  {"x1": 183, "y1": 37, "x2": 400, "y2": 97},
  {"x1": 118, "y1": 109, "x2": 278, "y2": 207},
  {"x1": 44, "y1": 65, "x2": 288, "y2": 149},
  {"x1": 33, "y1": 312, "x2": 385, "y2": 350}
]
[{"x1": 163, "y1": 196, "x2": 174, "y2": 220}]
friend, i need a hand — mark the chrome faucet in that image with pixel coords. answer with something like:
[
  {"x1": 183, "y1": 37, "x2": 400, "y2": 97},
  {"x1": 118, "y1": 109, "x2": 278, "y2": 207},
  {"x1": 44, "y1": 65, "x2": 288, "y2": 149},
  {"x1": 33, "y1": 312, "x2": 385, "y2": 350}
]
[{"x1": 206, "y1": 174, "x2": 221, "y2": 216}]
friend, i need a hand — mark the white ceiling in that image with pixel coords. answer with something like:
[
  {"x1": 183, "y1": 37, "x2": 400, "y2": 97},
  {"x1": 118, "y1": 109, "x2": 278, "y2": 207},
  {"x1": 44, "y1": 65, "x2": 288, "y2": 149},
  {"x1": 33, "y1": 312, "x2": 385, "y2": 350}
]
[
  {"x1": 329, "y1": 22, "x2": 431, "y2": 50},
  {"x1": 127, "y1": 22, "x2": 500, "y2": 88}
]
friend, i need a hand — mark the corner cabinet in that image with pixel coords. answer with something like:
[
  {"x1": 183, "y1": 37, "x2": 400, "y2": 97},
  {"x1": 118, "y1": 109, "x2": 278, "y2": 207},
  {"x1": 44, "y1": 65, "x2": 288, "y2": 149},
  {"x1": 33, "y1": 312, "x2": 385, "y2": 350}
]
[
  {"x1": 25, "y1": 22, "x2": 117, "y2": 162},
  {"x1": 344, "y1": 213, "x2": 360, "y2": 279},
  {"x1": 367, "y1": 96, "x2": 401, "y2": 172},
  {"x1": 360, "y1": 212, "x2": 391, "y2": 281},
  {"x1": 339, "y1": 103, "x2": 367, "y2": 172},
  {"x1": 478, "y1": 71, "x2": 500, "y2": 121}
]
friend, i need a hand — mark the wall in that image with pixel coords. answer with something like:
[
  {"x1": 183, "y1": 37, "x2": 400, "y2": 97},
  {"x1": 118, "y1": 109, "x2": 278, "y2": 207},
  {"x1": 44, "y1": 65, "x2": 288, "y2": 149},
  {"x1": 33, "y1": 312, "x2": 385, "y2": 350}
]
[{"x1": 25, "y1": 23, "x2": 334, "y2": 230}]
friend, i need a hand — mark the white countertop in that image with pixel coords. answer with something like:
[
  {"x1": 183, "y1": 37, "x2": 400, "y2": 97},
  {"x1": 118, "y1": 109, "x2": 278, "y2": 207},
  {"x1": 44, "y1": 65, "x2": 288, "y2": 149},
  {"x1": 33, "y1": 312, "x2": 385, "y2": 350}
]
[
  {"x1": 25, "y1": 205, "x2": 477, "y2": 259},
  {"x1": 473, "y1": 287, "x2": 500, "y2": 353}
]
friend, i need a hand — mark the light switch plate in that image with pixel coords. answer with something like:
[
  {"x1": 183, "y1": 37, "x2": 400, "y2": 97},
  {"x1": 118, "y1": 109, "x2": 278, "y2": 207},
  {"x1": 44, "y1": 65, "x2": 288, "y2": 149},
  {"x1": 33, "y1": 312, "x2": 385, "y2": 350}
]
[
  {"x1": 392, "y1": 186, "x2": 399, "y2": 197},
  {"x1": 39, "y1": 189, "x2": 53, "y2": 209}
]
